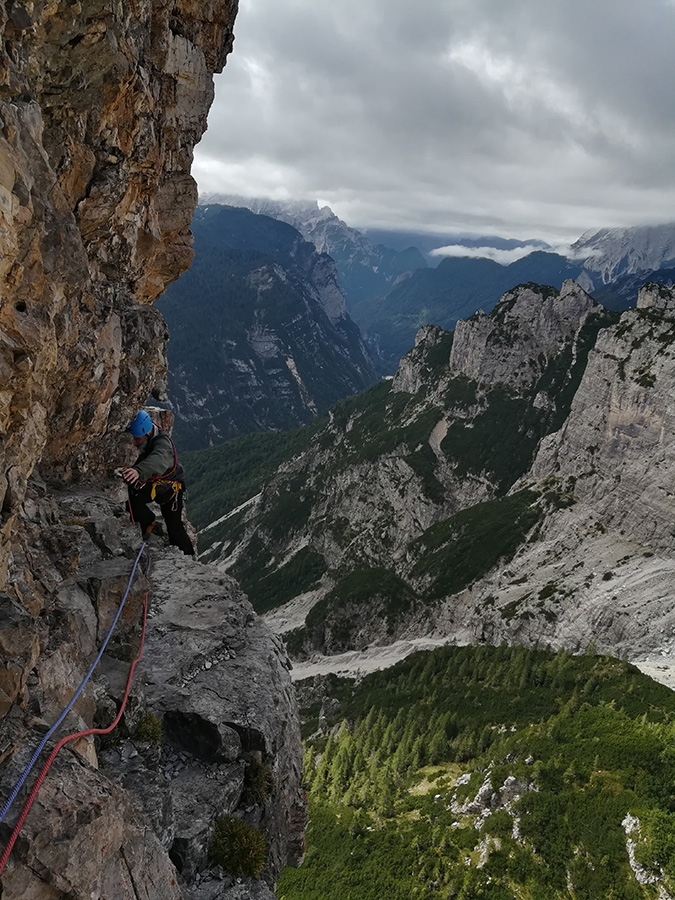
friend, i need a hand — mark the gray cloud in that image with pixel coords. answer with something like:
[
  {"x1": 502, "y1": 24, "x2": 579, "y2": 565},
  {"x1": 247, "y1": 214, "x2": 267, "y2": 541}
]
[{"x1": 195, "y1": 0, "x2": 675, "y2": 244}]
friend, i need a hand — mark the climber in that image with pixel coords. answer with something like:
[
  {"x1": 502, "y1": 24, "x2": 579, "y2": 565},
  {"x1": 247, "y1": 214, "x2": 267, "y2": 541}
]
[{"x1": 120, "y1": 410, "x2": 195, "y2": 556}]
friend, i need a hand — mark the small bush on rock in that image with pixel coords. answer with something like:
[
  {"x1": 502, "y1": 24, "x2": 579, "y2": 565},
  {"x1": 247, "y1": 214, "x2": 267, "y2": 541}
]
[
  {"x1": 134, "y1": 711, "x2": 163, "y2": 743},
  {"x1": 208, "y1": 815, "x2": 267, "y2": 877},
  {"x1": 242, "y1": 758, "x2": 276, "y2": 805}
]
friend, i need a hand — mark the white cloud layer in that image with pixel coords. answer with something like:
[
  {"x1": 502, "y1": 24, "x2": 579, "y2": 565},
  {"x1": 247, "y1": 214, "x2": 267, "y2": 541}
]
[
  {"x1": 429, "y1": 245, "x2": 546, "y2": 265},
  {"x1": 195, "y1": 0, "x2": 675, "y2": 244}
]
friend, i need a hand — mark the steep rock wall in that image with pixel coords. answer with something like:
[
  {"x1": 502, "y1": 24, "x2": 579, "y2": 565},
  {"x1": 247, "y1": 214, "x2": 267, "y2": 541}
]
[
  {"x1": 282, "y1": 283, "x2": 675, "y2": 675},
  {"x1": 0, "y1": 4, "x2": 307, "y2": 900},
  {"x1": 531, "y1": 283, "x2": 675, "y2": 548},
  {"x1": 448, "y1": 279, "x2": 598, "y2": 389},
  {"x1": 207, "y1": 282, "x2": 611, "y2": 659},
  {"x1": 0, "y1": 485, "x2": 306, "y2": 899},
  {"x1": 0, "y1": 0, "x2": 237, "y2": 584}
]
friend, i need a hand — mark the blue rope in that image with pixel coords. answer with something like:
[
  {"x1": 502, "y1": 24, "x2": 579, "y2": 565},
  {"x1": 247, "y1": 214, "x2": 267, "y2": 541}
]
[{"x1": 0, "y1": 542, "x2": 147, "y2": 825}]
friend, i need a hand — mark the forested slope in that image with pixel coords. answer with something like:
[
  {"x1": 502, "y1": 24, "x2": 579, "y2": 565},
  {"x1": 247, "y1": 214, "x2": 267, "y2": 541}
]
[{"x1": 280, "y1": 644, "x2": 675, "y2": 900}]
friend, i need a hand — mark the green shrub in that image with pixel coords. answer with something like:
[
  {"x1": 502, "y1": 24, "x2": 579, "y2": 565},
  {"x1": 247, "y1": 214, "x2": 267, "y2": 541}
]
[
  {"x1": 208, "y1": 815, "x2": 267, "y2": 877},
  {"x1": 242, "y1": 758, "x2": 276, "y2": 805},
  {"x1": 538, "y1": 581, "x2": 557, "y2": 600},
  {"x1": 134, "y1": 712, "x2": 163, "y2": 743},
  {"x1": 482, "y1": 808, "x2": 515, "y2": 840}
]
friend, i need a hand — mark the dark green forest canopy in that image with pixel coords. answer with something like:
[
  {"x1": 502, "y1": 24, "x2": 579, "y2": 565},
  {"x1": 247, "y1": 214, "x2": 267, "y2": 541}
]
[
  {"x1": 279, "y1": 644, "x2": 675, "y2": 900},
  {"x1": 303, "y1": 644, "x2": 675, "y2": 733}
]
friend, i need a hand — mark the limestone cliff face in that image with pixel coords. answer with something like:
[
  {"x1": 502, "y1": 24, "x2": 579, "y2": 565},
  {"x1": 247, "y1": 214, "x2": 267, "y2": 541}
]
[
  {"x1": 422, "y1": 282, "x2": 675, "y2": 668},
  {"x1": 205, "y1": 281, "x2": 613, "y2": 659},
  {"x1": 0, "y1": 4, "x2": 307, "y2": 900},
  {"x1": 0, "y1": 0, "x2": 237, "y2": 583},
  {"x1": 448, "y1": 280, "x2": 598, "y2": 389},
  {"x1": 239, "y1": 280, "x2": 675, "y2": 679},
  {"x1": 530, "y1": 283, "x2": 675, "y2": 548}
]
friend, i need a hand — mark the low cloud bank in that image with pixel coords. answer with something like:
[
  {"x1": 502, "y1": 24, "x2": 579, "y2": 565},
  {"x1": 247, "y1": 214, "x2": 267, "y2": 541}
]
[{"x1": 429, "y1": 244, "x2": 548, "y2": 265}]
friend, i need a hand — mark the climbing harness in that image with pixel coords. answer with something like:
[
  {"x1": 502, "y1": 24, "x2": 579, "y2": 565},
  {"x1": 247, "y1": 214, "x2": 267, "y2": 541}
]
[
  {"x1": 149, "y1": 478, "x2": 183, "y2": 506},
  {"x1": 134, "y1": 431, "x2": 183, "y2": 506},
  {"x1": 0, "y1": 542, "x2": 150, "y2": 876}
]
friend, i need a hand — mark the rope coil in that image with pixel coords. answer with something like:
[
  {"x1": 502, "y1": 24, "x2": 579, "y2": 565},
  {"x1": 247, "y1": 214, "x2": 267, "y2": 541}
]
[{"x1": 0, "y1": 542, "x2": 150, "y2": 876}]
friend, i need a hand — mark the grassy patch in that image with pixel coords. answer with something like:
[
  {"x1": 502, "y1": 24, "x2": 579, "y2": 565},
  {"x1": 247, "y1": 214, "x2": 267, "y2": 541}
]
[
  {"x1": 404, "y1": 442, "x2": 446, "y2": 502},
  {"x1": 183, "y1": 424, "x2": 322, "y2": 530},
  {"x1": 241, "y1": 758, "x2": 276, "y2": 806},
  {"x1": 259, "y1": 480, "x2": 316, "y2": 543},
  {"x1": 306, "y1": 568, "x2": 417, "y2": 635},
  {"x1": 412, "y1": 489, "x2": 543, "y2": 599}
]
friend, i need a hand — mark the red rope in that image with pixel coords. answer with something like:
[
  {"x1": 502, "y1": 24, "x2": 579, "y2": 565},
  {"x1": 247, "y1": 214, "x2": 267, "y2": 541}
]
[{"x1": 0, "y1": 590, "x2": 150, "y2": 877}]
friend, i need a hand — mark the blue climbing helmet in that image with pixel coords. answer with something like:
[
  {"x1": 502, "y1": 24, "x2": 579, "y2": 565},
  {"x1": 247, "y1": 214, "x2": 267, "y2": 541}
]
[{"x1": 129, "y1": 410, "x2": 153, "y2": 437}]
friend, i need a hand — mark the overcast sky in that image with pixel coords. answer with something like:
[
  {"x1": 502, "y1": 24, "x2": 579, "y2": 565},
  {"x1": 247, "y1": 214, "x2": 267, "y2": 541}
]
[{"x1": 193, "y1": 0, "x2": 675, "y2": 246}]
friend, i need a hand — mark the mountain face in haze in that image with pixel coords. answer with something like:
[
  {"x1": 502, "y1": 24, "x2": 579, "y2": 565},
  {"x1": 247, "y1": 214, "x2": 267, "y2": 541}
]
[
  {"x1": 355, "y1": 225, "x2": 675, "y2": 372},
  {"x1": 590, "y1": 265, "x2": 675, "y2": 310},
  {"x1": 351, "y1": 251, "x2": 587, "y2": 372},
  {"x1": 157, "y1": 206, "x2": 378, "y2": 449},
  {"x1": 197, "y1": 199, "x2": 675, "y2": 378},
  {"x1": 362, "y1": 227, "x2": 551, "y2": 257},
  {"x1": 572, "y1": 222, "x2": 675, "y2": 284},
  {"x1": 199, "y1": 194, "x2": 428, "y2": 306},
  {"x1": 188, "y1": 279, "x2": 675, "y2": 678}
]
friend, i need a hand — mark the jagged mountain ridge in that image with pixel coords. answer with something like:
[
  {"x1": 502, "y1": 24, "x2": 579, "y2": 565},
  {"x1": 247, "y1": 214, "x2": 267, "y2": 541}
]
[
  {"x1": 351, "y1": 250, "x2": 590, "y2": 372},
  {"x1": 193, "y1": 280, "x2": 675, "y2": 680},
  {"x1": 359, "y1": 252, "x2": 675, "y2": 374},
  {"x1": 209, "y1": 195, "x2": 675, "y2": 374},
  {"x1": 199, "y1": 194, "x2": 428, "y2": 307},
  {"x1": 157, "y1": 205, "x2": 378, "y2": 449},
  {"x1": 202, "y1": 200, "x2": 675, "y2": 378},
  {"x1": 194, "y1": 279, "x2": 597, "y2": 624}
]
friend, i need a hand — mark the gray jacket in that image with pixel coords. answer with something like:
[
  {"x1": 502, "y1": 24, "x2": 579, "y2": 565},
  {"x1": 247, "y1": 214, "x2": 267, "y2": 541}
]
[{"x1": 134, "y1": 427, "x2": 183, "y2": 483}]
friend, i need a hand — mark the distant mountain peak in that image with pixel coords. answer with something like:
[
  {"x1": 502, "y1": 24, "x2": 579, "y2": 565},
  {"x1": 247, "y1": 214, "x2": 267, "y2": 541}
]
[
  {"x1": 157, "y1": 205, "x2": 377, "y2": 447},
  {"x1": 571, "y1": 222, "x2": 675, "y2": 283}
]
